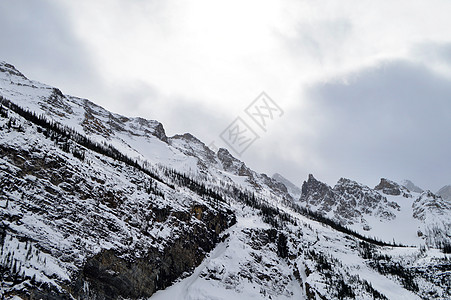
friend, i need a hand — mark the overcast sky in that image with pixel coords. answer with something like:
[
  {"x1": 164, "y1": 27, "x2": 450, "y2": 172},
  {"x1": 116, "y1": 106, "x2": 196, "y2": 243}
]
[{"x1": 1, "y1": 0, "x2": 451, "y2": 191}]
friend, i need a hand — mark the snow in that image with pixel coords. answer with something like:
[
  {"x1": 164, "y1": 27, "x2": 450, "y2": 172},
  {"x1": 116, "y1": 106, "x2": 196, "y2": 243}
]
[
  {"x1": 1, "y1": 61, "x2": 449, "y2": 299},
  {"x1": 151, "y1": 208, "x2": 304, "y2": 300},
  {"x1": 348, "y1": 194, "x2": 423, "y2": 246}
]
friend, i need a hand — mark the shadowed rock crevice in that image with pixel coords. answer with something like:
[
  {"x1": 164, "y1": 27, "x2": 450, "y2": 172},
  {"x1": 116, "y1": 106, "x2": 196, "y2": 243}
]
[{"x1": 72, "y1": 207, "x2": 235, "y2": 299}]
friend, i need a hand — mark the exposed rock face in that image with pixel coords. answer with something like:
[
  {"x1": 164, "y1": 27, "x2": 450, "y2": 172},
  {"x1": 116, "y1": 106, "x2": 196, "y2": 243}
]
[
  {"x1": 82, "y1": 109, "x2": 113, "y2": 137},
  {"x1": 412, "y1": 190, "x2": 451, "y2": 248},
  {"x1": 217, "y1": 148, "x2": 255, "y2": 178},
  {"x1": 375, "y1": 178, "x2": 402, "y2": 196},
  {"x1": 300, "y1": 174, "x2": 336, "y2": 212},
  {"x1": 300, "y1": 175, "x2": 399, "y2": 225},
  {"x1": 217, "y1": 148, "x2": 245, "y2": 173},
  {"x1": 74, "y1": 207, "x2": 235, "y2": 299},
  {"x1": 169, "y1": 133, "x2": 217, "y2": 165},
  {"x1": 261, "y1": 173, "x2": 289, "y2": 195},
  {"x1": 335, "y1": 178, "x2": 399, "y2": 222},
  {"x1": 151, "y1": 122, "x2": 168, "y2": 142},
  {"x1": 0, "y1": 62, "x2": 27, "y2": 79},
  {"x1": 46, "y1": 88, "x2": 74, "y2": 115},
  {"x1": 374, "y1": 178, "x2": 412, "y2": 198},
  {"x1": 412, "y1": 191, "x2": 449, "y2": 221}
]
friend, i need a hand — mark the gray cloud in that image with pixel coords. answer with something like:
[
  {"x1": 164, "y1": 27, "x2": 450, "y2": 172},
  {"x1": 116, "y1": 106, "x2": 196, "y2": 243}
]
[
  {"x1": 301, "y1": 60, "x2": 451, "y2": 190},
  {"x1": 109, "y1": 79, "x2": 230, "y2": 143},
  {"x1": 0, "y1": 0, "x2": 100, "y2": 96},
  {"x1": 2, "y1": 1, "x2": 451, "y2": 194},
  {"x1": 414, "y1": 42, "x2": 451, "y2": 66}
]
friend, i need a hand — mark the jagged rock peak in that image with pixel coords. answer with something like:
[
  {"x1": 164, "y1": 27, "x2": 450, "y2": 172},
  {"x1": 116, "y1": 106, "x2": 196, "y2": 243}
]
[
  {"x1": 334, "y1": 177, "x2": 371, "y2": 195},
  {"x1": 0, "y1": 61, "x2": 27, "y2": 79},
  {"x1": 306, "y1": 173, "x2": 322, "y2": 183},
  {"x1": 334, "y1": 177, "x2": 368, "y2": 190},
  {"x1": 422, "y1": 190, "x2": 439, "y2": 200},
  {"x1": 217, "y1": 148, "x2": 250, "y2": 176},
  {"x1": 300, "y1": 174, "x2": 335, "y2": 203},
  {"x1": 171, "y1": 133, "x2": 204, "y2": 145},
  {"x1": 218, "y1": 147, "x2": 232, "y2": 157},
  {"x1": 375, "y1": 178, "x2": 402, "y2": 196},
  {"x1": 153, "y1": 122, "x2": 168, "y2": 142},
  {"x1": 168, "y1": 132, "x2": 217, "y2": 164},
  {"x1": 302, "y1": 174, "x2": 331, "y2": 188},
  {"x1": 217, "y1": 147, "x2": 236, "y2": 166},
  {"x1": 336, "y1": 177, "x2": 353, "y2": 185}
]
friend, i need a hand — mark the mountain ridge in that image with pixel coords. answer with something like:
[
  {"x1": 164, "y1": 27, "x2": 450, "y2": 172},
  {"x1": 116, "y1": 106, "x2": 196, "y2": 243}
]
[{"x1": 1, "y1": 61, "x2": 450, "y2": 299}]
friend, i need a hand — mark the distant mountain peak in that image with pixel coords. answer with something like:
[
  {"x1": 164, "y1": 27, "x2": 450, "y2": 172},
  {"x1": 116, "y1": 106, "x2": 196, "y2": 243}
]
[
  {"x1": 271, "y1": 173, "x2": 302, "y2": 199},
  {"x1": 437, "y1": 185, "x2": 451, "y2": 201},
  {"x1": 300, "y1": 174, "x2": 336, "y2": 211},
  {"x1": 305, "y1": 173, "x2": 323, "y2": 184},
  {"x1": 401, "y1": 179, "x2": 424, "y2": 193}
]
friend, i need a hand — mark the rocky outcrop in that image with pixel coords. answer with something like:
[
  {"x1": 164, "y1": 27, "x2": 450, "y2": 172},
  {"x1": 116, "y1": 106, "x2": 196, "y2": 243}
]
[
  {"x1": 151, "y1": 122, "x2": 168, "y2": 142},
  {"x1": 0, "y1": 61, "x2": 27, "y2": 79},
  {"x1": 374, "y1": 178, "x2": 412, "y2": 198},
  {"x1": 412, "y1": 191, "x2": 449, "y2": 221},
  {"x1": 375, "y1": 178, "x2": 402, "y2": 196},
  {"x1": 261, "y1": 174, "x2": 288, "y2": 195},
  {"x1": 299, "y1": 175, "x2": 399, "y2": 225},
  {"x1": 335, "y1": 178, "x2": 398, "y2": 217},
  {"x1": 73, "y1": 206, "x2": 235, "y2": 299},
  {"x1": 300, "y1": 174, "x2": 336, "y2": 212}
]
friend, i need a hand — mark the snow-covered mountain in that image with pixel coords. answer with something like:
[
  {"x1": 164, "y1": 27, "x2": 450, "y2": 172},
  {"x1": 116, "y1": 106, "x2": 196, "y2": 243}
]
[
  {"x1": 437, "y1": 185, "x2": 451, "y2": 202},
  {"x1": 272, "y1": 173, "x2": 302, "y2": 199},
  {"x1": 1, "y1": 61, "x2": 450, "y2": 299},
  {"x1": 401, "y1": 179, "x2": 424, "y2": 193}
]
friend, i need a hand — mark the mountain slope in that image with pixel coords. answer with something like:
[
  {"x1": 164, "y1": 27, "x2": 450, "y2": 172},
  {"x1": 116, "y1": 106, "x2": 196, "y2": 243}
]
[
  {"x1": 0, "y1": 100, "x2": 236, "y2": 298},
  {"x1": 0, "y1": 61, "x2": 292, "y2": 208},
  {"x1": 0, "y1": 61, "x2": 450, "y2": 299}
]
